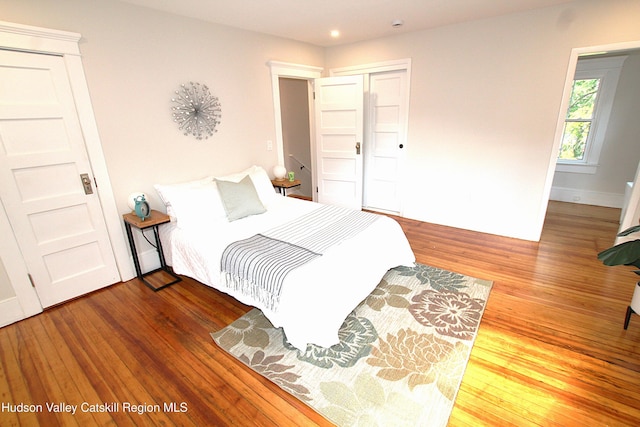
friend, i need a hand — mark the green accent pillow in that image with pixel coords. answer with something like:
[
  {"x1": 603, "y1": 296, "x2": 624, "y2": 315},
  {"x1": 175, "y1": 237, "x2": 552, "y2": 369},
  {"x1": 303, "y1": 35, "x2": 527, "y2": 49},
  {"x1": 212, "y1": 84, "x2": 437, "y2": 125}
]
[{"x1": 215, "y1": 175, "x2": 266, "y2": 221}]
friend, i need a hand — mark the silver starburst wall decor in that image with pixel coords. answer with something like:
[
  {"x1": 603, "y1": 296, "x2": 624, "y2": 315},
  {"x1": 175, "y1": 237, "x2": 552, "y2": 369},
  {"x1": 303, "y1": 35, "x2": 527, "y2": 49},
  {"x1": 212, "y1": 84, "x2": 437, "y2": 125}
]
[{"x1": 171, "y1": 82, "x2": 222, "y2": 140}]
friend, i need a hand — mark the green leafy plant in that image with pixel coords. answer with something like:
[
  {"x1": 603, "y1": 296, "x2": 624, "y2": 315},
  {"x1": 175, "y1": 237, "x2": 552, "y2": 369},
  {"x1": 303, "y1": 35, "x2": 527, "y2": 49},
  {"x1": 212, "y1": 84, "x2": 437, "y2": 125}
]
[{"x1": 597, "y1": 225, "x2": 640, "y2": 274}]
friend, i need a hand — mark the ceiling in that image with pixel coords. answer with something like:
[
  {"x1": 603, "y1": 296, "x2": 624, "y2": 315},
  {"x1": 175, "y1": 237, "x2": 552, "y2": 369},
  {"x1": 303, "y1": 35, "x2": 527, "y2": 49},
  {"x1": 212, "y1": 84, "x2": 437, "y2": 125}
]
[{"x1": 118, "y1": 0, "x2": 576, "y2": 47}]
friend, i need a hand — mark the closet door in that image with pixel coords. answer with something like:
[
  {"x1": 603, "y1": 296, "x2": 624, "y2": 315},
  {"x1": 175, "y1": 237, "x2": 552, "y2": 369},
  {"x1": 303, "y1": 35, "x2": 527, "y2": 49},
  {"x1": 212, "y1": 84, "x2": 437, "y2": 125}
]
[
  {"x1": 330, "y1": 60, "x2": 411, "y2": 215},
  {"x1": 0, "y1": 49, "x2": 120, "y2": 307},
  {"x1": 314, "y1": 75, "x2": 364, "y2": 209},
  {"x1": 363, "y1": 70, "x2": 408, "y2": 214}
]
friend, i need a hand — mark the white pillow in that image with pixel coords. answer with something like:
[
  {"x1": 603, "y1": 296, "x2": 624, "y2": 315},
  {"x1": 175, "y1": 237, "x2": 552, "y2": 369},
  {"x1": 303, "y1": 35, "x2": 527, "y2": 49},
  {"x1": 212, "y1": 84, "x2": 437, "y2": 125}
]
[
  {"x1": 168, "y1": 181, "x2": 227, "y2": 229},
  {"x1": 154, "y1": 176, "x2": 213, "y2": 218},
  {"x1": 249, "y1": 166, "x2": 278, "y2": 207},
  {"x1": 215, "y1": 166, "x2": 255, "y2": 183},
  {"x1": 216, "y1": 165, "x2": 276, "y2": 208}
]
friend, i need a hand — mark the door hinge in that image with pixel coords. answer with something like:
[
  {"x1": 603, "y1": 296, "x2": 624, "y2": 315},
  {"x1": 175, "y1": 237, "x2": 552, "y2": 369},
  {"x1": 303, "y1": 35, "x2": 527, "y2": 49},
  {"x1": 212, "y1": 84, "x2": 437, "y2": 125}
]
[
  {"x1": 27, "y1": 273, "x2": 35, "y2": 288},
  {"x1": 313, "y1": 91, "x2": 316, "y2": 100}
]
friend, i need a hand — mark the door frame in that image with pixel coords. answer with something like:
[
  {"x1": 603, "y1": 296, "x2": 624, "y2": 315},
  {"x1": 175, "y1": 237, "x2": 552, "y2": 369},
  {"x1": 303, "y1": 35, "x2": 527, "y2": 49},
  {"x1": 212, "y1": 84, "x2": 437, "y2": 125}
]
[
  {"x1": 269, "y1": 61, "x2": 323, "y2": 200},
  {"x1": 619, "y1": 162, "x2": 640, "y2": 245},
  {"x1": 329, "y1": 58, "x2": 412, "y2": 80},
  {"x1": 0, "y1": 20, "x2": 133, "y2": 281},
  {"x1": 541, "y1": 39, "x2": 640, "y2": 242}
]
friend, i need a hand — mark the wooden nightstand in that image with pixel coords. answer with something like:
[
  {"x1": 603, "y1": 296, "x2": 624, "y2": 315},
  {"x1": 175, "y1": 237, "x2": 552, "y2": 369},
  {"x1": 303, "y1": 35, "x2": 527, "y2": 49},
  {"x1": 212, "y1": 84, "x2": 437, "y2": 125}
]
[
  {"x1": 271, "y1": 179, "x2": 301, "y2": 196},
  {"x1": 123, "y1": 210, "x2": 181, "y2": 291}
]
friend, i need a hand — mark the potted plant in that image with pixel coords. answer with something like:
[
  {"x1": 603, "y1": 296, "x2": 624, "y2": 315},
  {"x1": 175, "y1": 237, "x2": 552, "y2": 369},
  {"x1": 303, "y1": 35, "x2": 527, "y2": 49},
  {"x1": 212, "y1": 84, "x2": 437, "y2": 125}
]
[{"x1": 597, "y1": 224, "x2": 640, "y2": 329}]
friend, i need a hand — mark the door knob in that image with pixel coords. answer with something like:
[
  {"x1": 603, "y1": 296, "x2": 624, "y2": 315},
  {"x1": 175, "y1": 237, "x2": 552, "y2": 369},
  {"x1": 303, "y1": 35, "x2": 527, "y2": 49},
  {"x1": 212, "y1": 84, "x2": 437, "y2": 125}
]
[
  {"x1": 80, "y1": 173, "x2": 94, "y2": 195},
  {"x1": 356, "y1": 142, "x2": 361, "y2": 155}
]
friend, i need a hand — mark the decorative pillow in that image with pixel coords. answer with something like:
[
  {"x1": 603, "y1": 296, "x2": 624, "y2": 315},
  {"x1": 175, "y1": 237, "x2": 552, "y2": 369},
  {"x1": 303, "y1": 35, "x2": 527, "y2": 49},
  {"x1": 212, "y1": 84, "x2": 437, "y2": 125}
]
[
  {"x1": 215, "y1": 165, "x2": 276, "y2": 208},
  {"x1": 215, "y1": 175, "x2": 266, "y2": 221}
]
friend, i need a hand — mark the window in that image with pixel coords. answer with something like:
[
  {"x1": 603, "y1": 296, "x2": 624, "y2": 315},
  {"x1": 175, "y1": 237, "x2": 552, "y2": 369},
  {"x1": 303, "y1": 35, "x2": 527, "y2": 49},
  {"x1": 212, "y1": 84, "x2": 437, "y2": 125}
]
[
  {"x1": 556, "y1": 56, "x2": 626, "y2": 174},
  {"x1": 558, "y1": 78, "x2": 599, "y2": 161}
]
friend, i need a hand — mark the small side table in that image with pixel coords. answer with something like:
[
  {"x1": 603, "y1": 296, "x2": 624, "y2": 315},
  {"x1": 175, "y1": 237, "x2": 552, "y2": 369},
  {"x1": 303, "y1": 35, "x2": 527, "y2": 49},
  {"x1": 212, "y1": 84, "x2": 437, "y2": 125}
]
[
  {"x1": 271, "y1": 179, "x2": 301, "y2": 196},
  {"x1": 123, "y1": 210, "x2": 181, "y2": 291}
]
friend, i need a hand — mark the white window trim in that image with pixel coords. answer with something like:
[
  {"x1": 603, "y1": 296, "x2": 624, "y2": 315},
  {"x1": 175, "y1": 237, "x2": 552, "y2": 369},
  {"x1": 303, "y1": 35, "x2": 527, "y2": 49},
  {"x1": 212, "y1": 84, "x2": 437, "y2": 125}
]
[{"x1": 556, "y1": 55, "x2": 626, "y2": 174}]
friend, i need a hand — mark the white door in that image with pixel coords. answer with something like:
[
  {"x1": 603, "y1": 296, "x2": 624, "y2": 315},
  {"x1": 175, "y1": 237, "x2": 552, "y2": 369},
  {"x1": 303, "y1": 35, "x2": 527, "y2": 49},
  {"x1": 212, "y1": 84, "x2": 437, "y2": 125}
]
[
  {"x1": 314, "y1": 75, "x2": 364, "y2": 209},
  {"x1": 363, "y1": 71, "x2": 408, "y2": 213},
  {"x1": 0, "y1": 198, "x2": 42, "y2": 327},
  {"x1": 0, "y1": 49, "x2": 120, "y2": 308}
]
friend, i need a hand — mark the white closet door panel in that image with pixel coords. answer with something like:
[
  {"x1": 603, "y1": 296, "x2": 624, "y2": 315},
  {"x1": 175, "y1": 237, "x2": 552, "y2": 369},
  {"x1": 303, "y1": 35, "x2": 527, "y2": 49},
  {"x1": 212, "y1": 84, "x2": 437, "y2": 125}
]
[
  {"x1": 363, "y1": 71, "x2": 408, "y2": 213},
  {"x1": 314, "y1": 75, "x2": 364, "y2": 209}
]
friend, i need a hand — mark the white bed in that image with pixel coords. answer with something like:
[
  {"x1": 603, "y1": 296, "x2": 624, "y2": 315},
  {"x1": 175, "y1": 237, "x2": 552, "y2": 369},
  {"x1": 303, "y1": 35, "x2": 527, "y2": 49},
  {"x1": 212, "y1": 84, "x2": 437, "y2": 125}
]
[{"x1": 156, "y1": 166, "x2": 415, "y2": 350}]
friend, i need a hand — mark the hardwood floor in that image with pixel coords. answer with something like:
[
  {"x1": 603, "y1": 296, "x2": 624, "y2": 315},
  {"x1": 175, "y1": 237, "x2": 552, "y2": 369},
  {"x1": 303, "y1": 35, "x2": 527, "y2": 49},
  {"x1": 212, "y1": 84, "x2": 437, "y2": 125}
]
[{"x1": 1, "y1": 201, "x2": 639, "y2": 426}]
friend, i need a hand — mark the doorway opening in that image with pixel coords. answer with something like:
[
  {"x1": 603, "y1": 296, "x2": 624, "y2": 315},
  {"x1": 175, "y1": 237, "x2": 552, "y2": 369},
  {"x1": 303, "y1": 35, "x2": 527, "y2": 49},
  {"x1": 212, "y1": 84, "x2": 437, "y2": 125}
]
[
  {"x1": 268, "y1": 61, "x2": 322, "y2": 201},
  {"x1": 544, "y1": 40, "x2": 640, "y2": 243},
  {"x1": 278, "y1": 77, "x2": 313, "y2": 199}
]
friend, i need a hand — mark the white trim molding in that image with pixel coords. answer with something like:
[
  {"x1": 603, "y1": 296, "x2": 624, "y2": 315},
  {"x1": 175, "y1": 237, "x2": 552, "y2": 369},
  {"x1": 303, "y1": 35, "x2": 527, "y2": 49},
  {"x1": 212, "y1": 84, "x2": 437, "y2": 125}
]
[
  {"x1": 0, "y1": 20, "x2": 81, "y2": 55},
  {"x1": 329, "y1": 58, "x2": 412, "y2": 77},
  {"x1": 549, "y1": 186, "x2": 625, "y2": 208}
]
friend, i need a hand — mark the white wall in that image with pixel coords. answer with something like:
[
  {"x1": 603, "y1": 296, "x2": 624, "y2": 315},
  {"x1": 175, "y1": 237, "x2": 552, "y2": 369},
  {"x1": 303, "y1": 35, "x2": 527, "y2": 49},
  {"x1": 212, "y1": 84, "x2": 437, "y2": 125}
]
[
  {"x1": 0, "y1": 0, "x2": 324, "y2": 217},
  {"x1": 3, "y1": 0, "x2": 640, "y2": 242},
  {"x1": 325, "y1": 0, "x2": 640, "y2": 240},
  {"x1": 552, "y1": 50, "x2": 640, "y2": 207}
]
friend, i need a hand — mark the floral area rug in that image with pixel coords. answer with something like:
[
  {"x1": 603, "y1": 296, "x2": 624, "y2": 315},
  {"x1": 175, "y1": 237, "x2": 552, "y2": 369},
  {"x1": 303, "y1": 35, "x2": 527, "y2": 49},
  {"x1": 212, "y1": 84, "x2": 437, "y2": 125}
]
[{"x1": 211, "y1": 263, "x2": 492, "y2": 426}]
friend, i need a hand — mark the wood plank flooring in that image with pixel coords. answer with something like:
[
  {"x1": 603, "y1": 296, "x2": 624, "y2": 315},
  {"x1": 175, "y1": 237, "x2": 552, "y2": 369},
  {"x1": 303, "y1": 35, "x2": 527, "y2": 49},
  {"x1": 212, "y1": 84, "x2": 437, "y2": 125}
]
[{"x1": 1, "y1": 201, "x2": 639, "y2": 426}]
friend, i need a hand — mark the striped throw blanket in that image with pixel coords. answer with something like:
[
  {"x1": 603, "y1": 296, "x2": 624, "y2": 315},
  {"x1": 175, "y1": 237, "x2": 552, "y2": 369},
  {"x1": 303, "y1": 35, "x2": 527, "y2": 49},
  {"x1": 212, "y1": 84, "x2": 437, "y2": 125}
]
[{"x1": 220, "y1": 205, "x2": 379, "y2": 311}]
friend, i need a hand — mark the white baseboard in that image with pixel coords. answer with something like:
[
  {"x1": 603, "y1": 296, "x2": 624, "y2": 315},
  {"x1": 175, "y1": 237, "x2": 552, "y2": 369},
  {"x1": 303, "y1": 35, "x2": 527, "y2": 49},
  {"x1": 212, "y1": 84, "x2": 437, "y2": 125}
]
[
  {"x1": 550, "y1": 186, "x2": 624, "y2": 208},
  {"x1": 127, "y1": 248, "x2": 162, "y2": 279},
  {"x1": 140, "y1": 247, "x2": 162, "y2": 271}
]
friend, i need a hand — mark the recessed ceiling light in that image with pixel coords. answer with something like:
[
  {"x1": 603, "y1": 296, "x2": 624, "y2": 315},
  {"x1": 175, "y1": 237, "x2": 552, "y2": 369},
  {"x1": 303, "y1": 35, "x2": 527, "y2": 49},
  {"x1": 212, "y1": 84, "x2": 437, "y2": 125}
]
[{"x1": 330, "y1": 30, "x2": 340, "y2": 38}]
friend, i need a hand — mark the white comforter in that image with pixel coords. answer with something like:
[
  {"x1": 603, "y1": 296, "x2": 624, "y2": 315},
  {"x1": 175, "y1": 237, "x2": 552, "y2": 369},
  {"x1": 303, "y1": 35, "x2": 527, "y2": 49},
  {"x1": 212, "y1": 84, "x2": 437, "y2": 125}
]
[{"x1": 163, "y1": 196, "x2": 415, "y2": 350}]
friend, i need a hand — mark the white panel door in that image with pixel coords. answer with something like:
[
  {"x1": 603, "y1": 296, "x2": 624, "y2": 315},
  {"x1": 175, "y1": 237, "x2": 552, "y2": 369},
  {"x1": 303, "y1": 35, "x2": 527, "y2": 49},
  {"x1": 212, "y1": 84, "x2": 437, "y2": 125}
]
[
  {"x1": 314, "y1": 75, "x2": 364, "y2": 209},
  {"x1": 0, "y1": 49, "x2": 120, "y2": 308},
  {"x1": 0, "y1": 198, "x2": 42, "y2": 326},
  {"x1": 363, "y1": 70, "x2": 407, "y2": 213}
]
